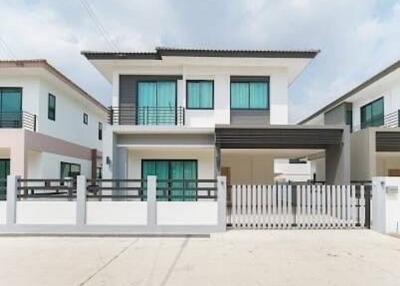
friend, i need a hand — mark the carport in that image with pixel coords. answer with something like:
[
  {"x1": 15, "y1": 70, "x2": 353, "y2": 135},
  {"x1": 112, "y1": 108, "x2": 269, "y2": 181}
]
[{"x1": 215, "y1": 125, "x2": 350, "y2": 184}]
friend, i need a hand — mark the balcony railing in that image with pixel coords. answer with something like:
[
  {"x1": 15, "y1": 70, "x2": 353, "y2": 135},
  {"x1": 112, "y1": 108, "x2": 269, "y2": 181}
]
[
  {"x1": 109, "y1": 106, "x2": 185, "y2": 126},
  {"x1": 0, "y1": 111, "x2": 37, "y2": 132},
  {"x1": 353, "y1": 110, "x2": 400, "y2": 132}
]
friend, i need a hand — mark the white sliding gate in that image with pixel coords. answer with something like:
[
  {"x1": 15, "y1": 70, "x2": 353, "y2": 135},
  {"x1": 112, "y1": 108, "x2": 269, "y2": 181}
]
[{"x1": 228, "y1": 184, "x2": 371, "y2": 230}]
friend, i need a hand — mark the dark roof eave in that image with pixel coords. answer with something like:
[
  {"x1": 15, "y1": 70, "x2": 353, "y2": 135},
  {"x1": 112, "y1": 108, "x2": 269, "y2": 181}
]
[
  {"x1": 81, "y1": 48, "x2": 320, "y2": 60},
  {"x1": 298, "y1": 59, "x2": 400, "y2": 125}
]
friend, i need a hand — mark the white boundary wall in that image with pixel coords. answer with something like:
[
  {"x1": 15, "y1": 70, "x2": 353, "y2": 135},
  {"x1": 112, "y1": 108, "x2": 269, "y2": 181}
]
[
  {"x1": 0, "y1": 175, "x2": 226, "y2": 235},
  {"x1": 87, "y1": 201, "x2": 147, "y2": 225},
  {"x1": 157, "y1": 202, "x2": 218, "y2": 225}
]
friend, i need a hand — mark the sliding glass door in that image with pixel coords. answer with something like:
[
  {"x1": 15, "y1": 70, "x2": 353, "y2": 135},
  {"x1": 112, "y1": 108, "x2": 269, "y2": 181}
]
[
  {"x1": 137, "y1": 81, "x2": 176, "y2": 125},
  {"x1": 0, "y1": 159, "x2": 10, "y2": 200},
  {"x1": 0, "y1": 88, "x2": 22, "y2": 128},
  {"x1": 142, "y1": 160, "x2": 197, "y2": 201}
]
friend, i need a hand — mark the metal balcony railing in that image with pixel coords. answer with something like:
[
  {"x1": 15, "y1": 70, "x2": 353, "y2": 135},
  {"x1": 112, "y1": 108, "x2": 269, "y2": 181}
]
[
  {"x1": 353, "y1": 110, "x2": 400, "y2": 132},
  {"x1": 0, "y1": 111, "x2": 37, "y2": 132},
  {"x1": 108, "y1": 106, "x2": 185, "y2": 126}
]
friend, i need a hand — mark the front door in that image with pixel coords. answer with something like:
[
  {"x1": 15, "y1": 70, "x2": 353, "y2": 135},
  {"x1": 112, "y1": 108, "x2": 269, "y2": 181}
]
[{"x1": 0, "y1": 159, "x2": 10, "y2": 200}]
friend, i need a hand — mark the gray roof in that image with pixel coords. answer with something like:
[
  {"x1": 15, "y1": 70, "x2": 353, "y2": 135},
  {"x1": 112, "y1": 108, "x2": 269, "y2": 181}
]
[
  {"x1": 298, "y1": 59, "x2": 400, "y2": 125},
  {"x1": 82, "y1": 47, "x2": 320, "y2": 60}
]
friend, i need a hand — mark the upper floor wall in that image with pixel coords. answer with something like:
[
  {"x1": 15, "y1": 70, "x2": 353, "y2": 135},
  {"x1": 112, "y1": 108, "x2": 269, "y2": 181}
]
[
  {"x1": 0, "y1": 61, "x2": 108, "y2": 151},
  {"x1": 300, "y1": 60, "x2": 400, "y2": 132},
  {"x1": 83, "y1": 48, "x2": 319, "y2": 128}
]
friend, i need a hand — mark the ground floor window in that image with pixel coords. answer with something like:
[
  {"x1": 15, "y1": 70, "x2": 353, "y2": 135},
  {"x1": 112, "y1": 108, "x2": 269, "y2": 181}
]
[
  {"x1": 0, "y1": 159, "x2": 10, "y2": 200},
  {"x1": 60, "y1": 162, "x2": 81, "y2": 179},
  {"x1": 142, "y1": 160, "x2": 198, "y2": 201}
]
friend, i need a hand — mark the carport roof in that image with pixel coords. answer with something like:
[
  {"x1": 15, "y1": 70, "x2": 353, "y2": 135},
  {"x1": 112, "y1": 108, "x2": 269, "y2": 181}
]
[{"x1": 215, "y1": 125, "x2": 345, "y2": 149}]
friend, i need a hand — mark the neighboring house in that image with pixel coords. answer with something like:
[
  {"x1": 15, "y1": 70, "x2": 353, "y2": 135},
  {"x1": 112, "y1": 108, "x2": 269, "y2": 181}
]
[
  {"x1": 299, "y1": 59, "x2": 400, "y2": 181},
  {"x1": 83, "y1": 47, "x2": 351, "y2": 196},
  {"x1": 0, "y1": 60, "x2": 108, "y2": 187}
]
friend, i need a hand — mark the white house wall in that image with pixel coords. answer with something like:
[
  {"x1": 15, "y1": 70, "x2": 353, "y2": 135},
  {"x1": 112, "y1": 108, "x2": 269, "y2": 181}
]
[
  {"x1": 112, "y1": 65, "x2": 290, "y2": 126},
  {"x1": 37, "y1": 78, "x2": 104, "y2": 150}
]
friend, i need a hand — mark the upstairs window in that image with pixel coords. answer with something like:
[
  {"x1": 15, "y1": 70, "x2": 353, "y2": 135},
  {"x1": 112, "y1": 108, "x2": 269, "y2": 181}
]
[
  {"x1": 231, "y1": 80, "x2": 269, "y2": 110},
  {"x1": 83, "y1": 113, "x2": 88, "y2": 125},
  {"x1": 98, "y1": 122, "x2": 103, "y2": 140},
  {"x1": 48, "y1": 94, "x2": 56, "y2": 121},
  {"x1": 186, "y1": 80, "x2": 214, "y2": 109},
  {"x1": 360, "y1": 97, "x2": 384, "y2": 129}
]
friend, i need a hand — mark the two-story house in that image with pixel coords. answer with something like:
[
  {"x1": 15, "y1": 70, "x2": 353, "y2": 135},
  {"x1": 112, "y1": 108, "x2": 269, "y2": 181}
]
[
  {"x1": 83, "y1": 47, "x2": 351, "y2": 198},
  {"x1": 299, "y1": 59, "x2": 400, "y2": 181},
  {"x1": 0, "y1": 60, "x2": 108, "y2": 192}
]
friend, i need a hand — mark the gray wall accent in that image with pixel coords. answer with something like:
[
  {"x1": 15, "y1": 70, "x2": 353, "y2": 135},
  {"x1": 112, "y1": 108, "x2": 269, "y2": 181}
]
[
  {"x1": 76, "y1": 176, "x2": 87, "y2": 226},
  {"x1": 119, "y1": 75, "x2": 183, "y2": 106},
  {"x1": 117, "y1": 134, "x2": 214, "y2": 146},
  {"x1": 116, "y1": 147, "x2": 128, "y2": 180},
  {"x1": 230, "y1": 110, "x2": 270, "y2": 126},
  {"x1": 325, "y1": 126, "x2": 351, "y2": 184},
  {"x1": 324, "y1": 102, "x2": 352, "y2": 126},
  {"x1": 6, "y1": 175, "x2": 18, "y2": 225}
]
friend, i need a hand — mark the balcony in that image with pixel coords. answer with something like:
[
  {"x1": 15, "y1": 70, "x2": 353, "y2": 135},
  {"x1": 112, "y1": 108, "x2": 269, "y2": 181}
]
[
  {"x1": 109, "y1": 106, "x2": 185, "y2": 126},
  {"x1": 0, "y1": 111, "x2": 37, "y2": 132},
  {"x1": 353, "y1": 110, "x2": 400, "y2": 132}
]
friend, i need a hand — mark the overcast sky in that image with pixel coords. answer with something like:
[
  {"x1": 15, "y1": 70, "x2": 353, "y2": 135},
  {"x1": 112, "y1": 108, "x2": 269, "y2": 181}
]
[{"x1": 1, "y1": 0, "x2": 399, "y2": 122}]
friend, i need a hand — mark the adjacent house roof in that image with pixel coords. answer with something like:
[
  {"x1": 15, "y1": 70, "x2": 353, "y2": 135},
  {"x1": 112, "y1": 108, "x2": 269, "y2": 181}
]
[
  {"x1": 298, "y1": 59, "x2": 400, "y2": 125},
  {"x1": 82, "y1": 47, "x2": 320, "y2": 60},
  {"x1": 0, "y1": 59, "x2": 108, "y2": 113}
]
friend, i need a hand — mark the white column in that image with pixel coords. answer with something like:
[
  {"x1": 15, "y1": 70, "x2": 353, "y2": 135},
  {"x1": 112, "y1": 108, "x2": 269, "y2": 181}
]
[
  {"x1": 6, "y1": 175, "x2": 19, "y2": 225},
  {"x1": 147, "y1": 176, "x2": 157, "y2": 230},
  {"x1": 217, "y1": 176, "x2": 227, "y2": 231},
  {"x1": 76, "y1": 175, "x2": 87, "y2": 226}
]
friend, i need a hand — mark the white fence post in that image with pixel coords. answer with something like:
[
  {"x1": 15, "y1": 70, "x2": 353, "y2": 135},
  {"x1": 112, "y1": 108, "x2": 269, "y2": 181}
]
[
  {"x1": 147, "y1": 176, "x2": 157, "y2": 231},
  {"x1": 217, "y1": 176, "x2": 227, "y2": 232},
  {"x1": 6, "y1": 175, "x2": 19, "y2": 225},
  {"x1": 76, "y1": 175, "x2": 87, "y2": 226}
]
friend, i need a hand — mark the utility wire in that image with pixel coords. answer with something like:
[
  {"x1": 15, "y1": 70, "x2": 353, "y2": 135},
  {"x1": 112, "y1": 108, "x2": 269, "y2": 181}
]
[
  {"x1": 0, "y1": 36, "x2": 15, "y2": 59},
  {"x1": 79, "y1": 0, "x2": 119, "y2": 52}
]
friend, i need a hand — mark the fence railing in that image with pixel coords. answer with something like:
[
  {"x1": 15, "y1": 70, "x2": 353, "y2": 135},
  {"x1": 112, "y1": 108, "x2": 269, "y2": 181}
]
[
  {"x1": 109, "y1": 105, "x2": 185, "y2": 126},
  {"x1": 156, "y1": 179, "x2": 218, "y2": 201},
  {"x1": 353, "y1": 110, "x2": 400, "y2": 132},
  {"x1": 86, "y1": 179, "x2": 146, "y2": 200},
  {"x1": 16, "y1": 178, "x2": 76, "y2": 200},
  {"x1": 0, "y1": 111, "x2": 37, "y2": 132}
]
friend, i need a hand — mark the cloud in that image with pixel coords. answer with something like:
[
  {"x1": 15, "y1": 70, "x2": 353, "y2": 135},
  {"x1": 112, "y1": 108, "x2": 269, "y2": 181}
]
[{"x1": 0, "y1": 0, "x2": 399, "y2": 121}]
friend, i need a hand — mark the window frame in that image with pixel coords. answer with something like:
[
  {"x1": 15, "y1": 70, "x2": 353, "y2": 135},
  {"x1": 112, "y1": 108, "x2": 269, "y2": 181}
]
[
  {"x1": 230, "y1": 77, "x2": 270, "y2": 110},
  {"x1": 186, "y1": 80, "x2": 214, "y2": 110},
  {"x1": 60, "y1": 161, "x2": 81, "y2": 179},
  {"x1": 83, "y1": 113, "x2": 88, "y2": 125},
  {"x1": 48, "y1": 93, "x2": 56, "y2": 121},
  {"x1": 360, "y1": 97, "x2": 384, "y2": 129},
  {"x1": 98, "y1": 122, "x2": 103, "y2": 140}
]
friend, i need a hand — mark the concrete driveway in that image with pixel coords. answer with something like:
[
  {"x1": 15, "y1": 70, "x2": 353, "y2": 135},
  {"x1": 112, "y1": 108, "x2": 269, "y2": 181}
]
[{"x1": 0, "y1": 230, "x2": 400, "y2": 286}]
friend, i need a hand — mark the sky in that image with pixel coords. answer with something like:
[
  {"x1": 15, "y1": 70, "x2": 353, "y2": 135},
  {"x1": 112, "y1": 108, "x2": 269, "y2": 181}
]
[{"x1": 0, "y1": 0, "x2": 399, "y2": 123}]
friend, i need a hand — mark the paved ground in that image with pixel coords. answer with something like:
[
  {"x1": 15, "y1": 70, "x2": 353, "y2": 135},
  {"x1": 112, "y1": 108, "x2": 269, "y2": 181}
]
[{"x1": 0, "y1": 230, "x2": 400, "y2": 286}]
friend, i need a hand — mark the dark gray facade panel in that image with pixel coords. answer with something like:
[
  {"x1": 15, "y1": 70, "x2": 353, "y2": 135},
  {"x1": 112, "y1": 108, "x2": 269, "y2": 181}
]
[
  {"x1": 324, "y1": 102, "x2": 352, "y2": 126},
  {"x1": 230, "y1": 110, "x2": 270, "y2": 126},
  {"x1": 376, "y1": 131, "x2": 400, "y2": 151},
  {"x1": 215, "y1": 127, "x2": 343, "y2": 149}
]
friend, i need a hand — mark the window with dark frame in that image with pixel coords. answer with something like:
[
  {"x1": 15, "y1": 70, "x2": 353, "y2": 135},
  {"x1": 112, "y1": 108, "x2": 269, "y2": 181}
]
[
  {"x1": 60, "y1": 162, "x2": 81, "y2": 179},
  {"x1": 186, "y1": 80, "x2": 214, "y2": 109},
  {"x1": 360, "y1": 97, "x2": 384, "y2": 129},
  {"x1": 83, "y1": 113, "x2": 88, "y2": 125},
  {"x1": 230, "y1": 80, "x2": 269, "y2": 110},
  {"x1": 98, "y1": 122, "x2": 103, "y2": 140},
  {"x1": 48, "y1": 93, "x2": 56, "y2": 121}
]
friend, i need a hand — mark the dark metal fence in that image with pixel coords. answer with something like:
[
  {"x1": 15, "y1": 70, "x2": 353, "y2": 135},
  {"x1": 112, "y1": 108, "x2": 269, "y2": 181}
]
[
  {"x1": 17, "y1": 179, "x2": 76, "y2": 200},
  {"x1": 108, "y1": 105, "x2": 185, "y2": 126},
  {"x1": 0, "y1": 111, "x2": 37, "y2": 131},
  {"x1": 155, "y1": 179, "x2": 218, "y2": 201},
  {"x1": 86, "y1": 179, "x2": 146, "y2": 200}
]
